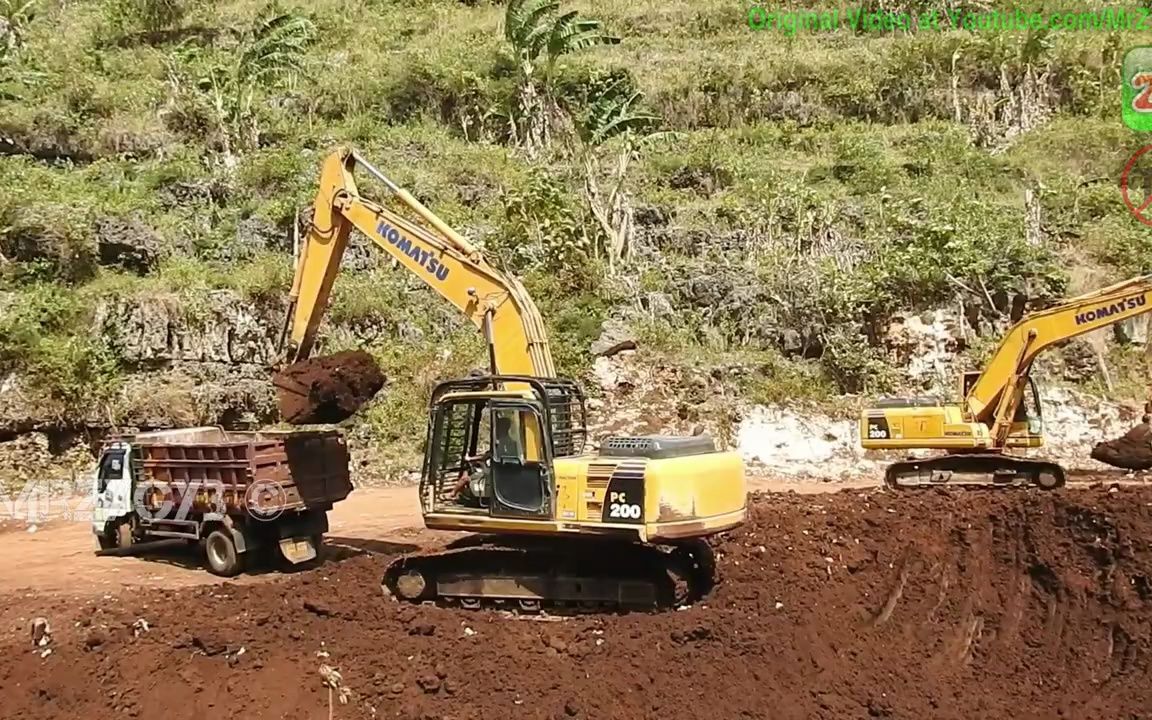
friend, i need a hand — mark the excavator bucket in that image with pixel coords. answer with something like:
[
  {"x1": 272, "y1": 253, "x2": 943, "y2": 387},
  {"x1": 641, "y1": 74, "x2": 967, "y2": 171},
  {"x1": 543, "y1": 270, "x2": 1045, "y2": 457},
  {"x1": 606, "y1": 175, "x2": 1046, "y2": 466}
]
[
  {"x1": 273, "y1": 350, "x2": 386, "y2": 425},
  {"x1": 1091, "y1": 415, "x2": 1152, "y2": 470}
]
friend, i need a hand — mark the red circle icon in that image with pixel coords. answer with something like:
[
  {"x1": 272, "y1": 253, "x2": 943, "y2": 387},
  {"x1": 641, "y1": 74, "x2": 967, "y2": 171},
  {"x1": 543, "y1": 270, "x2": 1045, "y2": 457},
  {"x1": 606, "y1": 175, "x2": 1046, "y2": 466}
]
[{"x1": 1120, "y1": 145, "x2": 1152, "y2": 228}]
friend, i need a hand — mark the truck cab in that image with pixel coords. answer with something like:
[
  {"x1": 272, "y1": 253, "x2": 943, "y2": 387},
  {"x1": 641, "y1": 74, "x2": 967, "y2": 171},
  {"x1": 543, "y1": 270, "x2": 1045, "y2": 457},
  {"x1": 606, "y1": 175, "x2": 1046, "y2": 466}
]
[
  {"x1": 88, "y1": 427, "x2": 352, "y2": 576},
  {"x1": 91, "y1": 441, "x2": 135, "y2": 549}
]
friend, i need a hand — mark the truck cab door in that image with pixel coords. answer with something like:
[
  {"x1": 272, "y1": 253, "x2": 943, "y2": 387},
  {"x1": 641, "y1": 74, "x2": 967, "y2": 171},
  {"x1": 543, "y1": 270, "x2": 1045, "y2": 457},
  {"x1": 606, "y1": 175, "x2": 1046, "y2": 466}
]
[
  {"x1": 92, "y1": 445, "x2": 133, "y2": 529},
  {"x1": 487, "y1": 403, "x2": 553, "y2": 520}
]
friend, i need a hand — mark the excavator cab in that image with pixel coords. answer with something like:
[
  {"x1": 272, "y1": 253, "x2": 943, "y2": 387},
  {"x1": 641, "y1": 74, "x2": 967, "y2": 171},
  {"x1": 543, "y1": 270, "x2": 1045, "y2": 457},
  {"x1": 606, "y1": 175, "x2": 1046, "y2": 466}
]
[
  {"x1": 420, "y1": 375, "x2": 586, "y2": 520},
  {"x1": 959, "y1": 371, "x2": 1044, "y2": 443}
]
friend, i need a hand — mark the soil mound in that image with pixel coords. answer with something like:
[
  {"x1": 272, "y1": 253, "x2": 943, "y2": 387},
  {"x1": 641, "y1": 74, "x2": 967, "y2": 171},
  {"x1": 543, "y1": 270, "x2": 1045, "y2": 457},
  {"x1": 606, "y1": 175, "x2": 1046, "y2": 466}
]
[
  {"x1": 3, "y1": 487, "x2": 1151, "y2": 720},
  {"x1": 272, "y1": 350, "x2": 385, "y2": 424},
  {"x1": 1091, "y1": 421, "x2": 1152, "y2": 470}
]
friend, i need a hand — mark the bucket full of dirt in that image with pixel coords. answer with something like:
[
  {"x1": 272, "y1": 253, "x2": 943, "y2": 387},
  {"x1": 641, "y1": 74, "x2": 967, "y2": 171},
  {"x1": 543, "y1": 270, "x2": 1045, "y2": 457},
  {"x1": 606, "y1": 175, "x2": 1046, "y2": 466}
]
[
  {"x1": 1090, "y1": 418, "x2": 1152, "y2": 470},
  {"x1": 272, "y1": 350, "x2": 386, "y2": 425}
]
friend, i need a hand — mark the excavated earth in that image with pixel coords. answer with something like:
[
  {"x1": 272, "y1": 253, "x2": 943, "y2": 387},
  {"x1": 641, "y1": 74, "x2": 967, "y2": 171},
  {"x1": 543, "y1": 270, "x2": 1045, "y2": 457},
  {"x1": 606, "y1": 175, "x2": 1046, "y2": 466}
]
[
  {"x1": 1091, "y1": 421, "x2": 1152, "y2": 470},
  {"x1": 272, "y1": 349, "x2": 386, "y2": 424},
  {"x1": 2, "y1": 486, "x2": 1151, "y2": 720}
]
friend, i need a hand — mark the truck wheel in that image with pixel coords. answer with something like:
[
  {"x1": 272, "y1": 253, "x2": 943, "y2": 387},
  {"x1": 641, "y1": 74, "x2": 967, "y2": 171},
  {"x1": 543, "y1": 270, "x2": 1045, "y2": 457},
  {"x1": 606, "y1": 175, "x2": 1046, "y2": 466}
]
[
  {"x1": 96, "y1": 533, "x2": 117, "y2": 551},
  {"x1": 204, "y1": 529, "x2": 244, "y2": 577}
]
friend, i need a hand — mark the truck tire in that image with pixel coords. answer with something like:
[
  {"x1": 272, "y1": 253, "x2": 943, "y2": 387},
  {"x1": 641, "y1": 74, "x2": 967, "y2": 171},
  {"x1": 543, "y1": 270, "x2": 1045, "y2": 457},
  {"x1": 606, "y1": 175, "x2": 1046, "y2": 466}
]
[{"x1": 204, "y1": 528, "x2": 245, "y2": 577}]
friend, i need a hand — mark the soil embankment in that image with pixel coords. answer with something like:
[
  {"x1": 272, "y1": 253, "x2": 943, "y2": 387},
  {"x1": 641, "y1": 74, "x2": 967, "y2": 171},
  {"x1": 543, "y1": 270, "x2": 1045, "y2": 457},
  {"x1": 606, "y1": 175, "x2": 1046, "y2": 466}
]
[{"x1": 1, "y1": 485, "x2": 1150, "y2": 719}]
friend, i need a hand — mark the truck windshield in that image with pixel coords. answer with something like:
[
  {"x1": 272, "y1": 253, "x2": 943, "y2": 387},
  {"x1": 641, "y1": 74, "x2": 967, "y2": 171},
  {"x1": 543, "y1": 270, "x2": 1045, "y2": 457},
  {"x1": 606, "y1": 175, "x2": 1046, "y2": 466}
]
[{"x1": 97, "y1": 449, "x2": 126, "y2": 493}]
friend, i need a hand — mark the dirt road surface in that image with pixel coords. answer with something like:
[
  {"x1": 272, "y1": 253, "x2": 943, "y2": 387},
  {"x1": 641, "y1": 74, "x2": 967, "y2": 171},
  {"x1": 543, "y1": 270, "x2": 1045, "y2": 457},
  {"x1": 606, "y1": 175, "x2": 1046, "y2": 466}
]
[
  {"x1": 0, "y1": 476, "x2": 881, "y2": 602},
  {"x1": 1, "y1": 475, "x2": 1150, "y2": 720},
  {"x1": 0, "y1": 473, "x2": 1142, "y2": 601}
]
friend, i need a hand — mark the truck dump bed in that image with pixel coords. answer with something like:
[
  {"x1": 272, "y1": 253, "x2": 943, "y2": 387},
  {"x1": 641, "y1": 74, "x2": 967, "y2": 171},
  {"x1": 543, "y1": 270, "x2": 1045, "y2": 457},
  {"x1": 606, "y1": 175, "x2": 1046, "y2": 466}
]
[{"x1": 124, "y1": 427, "x2": 352, "y2": 517}]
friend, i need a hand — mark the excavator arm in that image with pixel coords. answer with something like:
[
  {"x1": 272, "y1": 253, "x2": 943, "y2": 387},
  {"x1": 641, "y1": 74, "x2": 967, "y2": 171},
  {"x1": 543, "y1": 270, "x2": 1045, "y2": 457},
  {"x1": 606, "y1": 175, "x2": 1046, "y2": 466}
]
[
  {"x1": 966, "y1": 274, "x2": 1152, "y2": 440},
  {"x1": 283, "y1": 146, "x2": 555, "y2": 377}
]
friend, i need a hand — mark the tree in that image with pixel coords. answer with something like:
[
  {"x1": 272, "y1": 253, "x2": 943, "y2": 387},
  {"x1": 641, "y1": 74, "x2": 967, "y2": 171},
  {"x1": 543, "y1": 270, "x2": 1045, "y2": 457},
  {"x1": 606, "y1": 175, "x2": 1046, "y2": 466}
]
[
  {"x1": 569, "y1": 75, "x2": 666, "y2": 269},
  {"x1": 502, "y1": 0, "x2": 618, "y2": 158},
  {"x1": 164, "y1": 4, "x2": 315, "y2": 167}
]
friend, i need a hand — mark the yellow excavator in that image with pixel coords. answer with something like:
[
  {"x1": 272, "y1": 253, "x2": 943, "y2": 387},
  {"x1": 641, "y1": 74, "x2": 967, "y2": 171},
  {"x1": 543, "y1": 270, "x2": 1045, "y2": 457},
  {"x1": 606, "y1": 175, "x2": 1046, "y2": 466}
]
[
  {"x1": 279, "y1": 146, "x2": 747, "y2": 611},
  {"x1": 860, "y1": 274, "x2": 1152, "y2": 489}
]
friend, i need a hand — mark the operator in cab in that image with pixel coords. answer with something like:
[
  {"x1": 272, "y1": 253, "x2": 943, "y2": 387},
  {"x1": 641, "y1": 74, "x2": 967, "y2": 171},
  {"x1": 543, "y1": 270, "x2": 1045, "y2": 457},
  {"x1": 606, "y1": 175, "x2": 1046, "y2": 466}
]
[{"x1": 452, "y1": 413, "x2": 520, "y2": 508}]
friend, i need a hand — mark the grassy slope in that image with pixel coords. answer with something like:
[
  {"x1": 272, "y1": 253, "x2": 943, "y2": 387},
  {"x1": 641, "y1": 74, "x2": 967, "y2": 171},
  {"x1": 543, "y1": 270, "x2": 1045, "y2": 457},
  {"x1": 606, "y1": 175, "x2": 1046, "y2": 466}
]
[{"x1": 1, "y1": 0, "x2": 1150, "y2": 456}]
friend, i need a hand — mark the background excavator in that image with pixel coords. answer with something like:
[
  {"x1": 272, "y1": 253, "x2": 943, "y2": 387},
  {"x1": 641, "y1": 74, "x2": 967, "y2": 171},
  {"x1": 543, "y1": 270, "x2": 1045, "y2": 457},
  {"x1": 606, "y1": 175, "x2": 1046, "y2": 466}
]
[
  {"x1": 273, "y1": 146, "x2": 747, "y2": 611},
  {"x1": 860, "y1": 274, "x2": 1152, "y2": 489}
]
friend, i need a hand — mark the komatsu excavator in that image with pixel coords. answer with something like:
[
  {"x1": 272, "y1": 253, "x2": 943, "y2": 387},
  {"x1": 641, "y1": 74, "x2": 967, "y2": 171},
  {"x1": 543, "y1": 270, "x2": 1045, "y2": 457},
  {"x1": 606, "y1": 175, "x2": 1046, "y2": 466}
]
[
  {"x1": 861, "y1": 274, "x2": 1152, "y2": 489},
  {"x1": 279, "y1": 147, "x2": 747, "y2": 611}
]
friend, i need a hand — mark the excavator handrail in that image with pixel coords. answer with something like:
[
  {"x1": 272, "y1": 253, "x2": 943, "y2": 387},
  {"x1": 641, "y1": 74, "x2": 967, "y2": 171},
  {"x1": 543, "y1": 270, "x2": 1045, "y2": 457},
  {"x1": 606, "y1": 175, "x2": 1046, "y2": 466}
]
[
  {"x1": 283, "y1": 146, "x2": 556, "y2": 378},
  {"x1": 429, "y1": 374, "x2": 588, "y2": 458}
]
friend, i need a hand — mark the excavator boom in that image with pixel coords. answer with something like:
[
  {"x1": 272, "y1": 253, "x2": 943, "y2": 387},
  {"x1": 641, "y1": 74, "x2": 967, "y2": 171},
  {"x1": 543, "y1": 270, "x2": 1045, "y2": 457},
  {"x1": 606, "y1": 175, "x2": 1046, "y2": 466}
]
[
  {"x1": 284, "y1": 147, "x2": 555, "y2": 377},
  {"x1": 965, "y1": 274, "x2": 1152, "y2": 424}
]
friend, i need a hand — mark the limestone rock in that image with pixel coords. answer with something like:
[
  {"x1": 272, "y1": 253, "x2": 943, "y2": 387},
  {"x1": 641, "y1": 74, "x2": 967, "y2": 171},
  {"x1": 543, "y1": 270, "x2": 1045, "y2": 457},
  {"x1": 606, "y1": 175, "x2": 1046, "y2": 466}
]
[
  {"x1": 591, "y1": 319, "x2": 638, "y2": 357},
  {"x1": 94, "y1": 216, "x2": 163, "y2": 274},
  {"x1": 95, "y1": 290, "x2": 283, "y2": 367}
]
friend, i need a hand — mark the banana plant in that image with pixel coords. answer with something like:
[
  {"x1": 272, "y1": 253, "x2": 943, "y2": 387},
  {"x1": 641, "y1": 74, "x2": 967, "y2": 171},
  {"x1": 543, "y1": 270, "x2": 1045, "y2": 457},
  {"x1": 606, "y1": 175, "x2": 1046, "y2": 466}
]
[
  {"x1": 0, "y1": 0, "x2": 36, "y2": 60},
  {"x1": 502, "y1": 0, "x2": 618, "y2": 158}
]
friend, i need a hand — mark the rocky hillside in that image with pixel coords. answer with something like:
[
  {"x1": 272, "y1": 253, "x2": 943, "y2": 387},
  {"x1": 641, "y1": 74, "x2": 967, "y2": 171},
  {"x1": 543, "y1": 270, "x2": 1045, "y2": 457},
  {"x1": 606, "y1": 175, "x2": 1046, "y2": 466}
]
[{"x1": 1, "y1": 0, "x2": 1150, "y2": 489}]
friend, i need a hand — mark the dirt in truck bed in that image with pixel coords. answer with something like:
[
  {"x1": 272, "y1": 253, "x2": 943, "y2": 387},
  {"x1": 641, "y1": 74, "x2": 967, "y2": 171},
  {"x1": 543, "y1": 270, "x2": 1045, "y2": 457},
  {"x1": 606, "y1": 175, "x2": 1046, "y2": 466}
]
[
  {"x1": 272, "y1": 349, "x2": 385, "y2": 424},
  {"x1": 2, "y1": 485, "x2": 1151, "y2": 720}
]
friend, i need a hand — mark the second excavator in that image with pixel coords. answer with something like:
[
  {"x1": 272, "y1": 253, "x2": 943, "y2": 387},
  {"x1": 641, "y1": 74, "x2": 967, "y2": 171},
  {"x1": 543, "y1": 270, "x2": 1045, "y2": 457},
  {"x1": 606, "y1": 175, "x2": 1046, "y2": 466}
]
[
  {"x1": 275, "y1": 147, "x2": 747, "y2": 612},
  {"x1": 860, "y1": 274, "x2": 1152, "y2": 489}
]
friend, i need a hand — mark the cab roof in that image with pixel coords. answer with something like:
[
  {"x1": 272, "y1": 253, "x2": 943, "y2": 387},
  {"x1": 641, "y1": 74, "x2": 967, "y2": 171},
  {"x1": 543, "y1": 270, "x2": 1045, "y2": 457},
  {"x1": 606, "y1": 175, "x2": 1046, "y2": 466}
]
[{"x1": 435, "y1": 389, "x2": 536, "y2": 403}]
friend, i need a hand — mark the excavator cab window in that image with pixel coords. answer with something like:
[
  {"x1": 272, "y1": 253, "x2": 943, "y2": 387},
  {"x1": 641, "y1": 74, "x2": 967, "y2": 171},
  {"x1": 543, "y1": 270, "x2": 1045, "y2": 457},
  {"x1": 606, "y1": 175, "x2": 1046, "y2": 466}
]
[
  {"x1": 487, "y1": 401, "x2": 552, "y2": 518},
  {"x1": 424, "y1": 398, "x2": 552, "y2": 518},
  {"x1": 1016, "y1": 375, "x2": 1044, "y2": 435}
]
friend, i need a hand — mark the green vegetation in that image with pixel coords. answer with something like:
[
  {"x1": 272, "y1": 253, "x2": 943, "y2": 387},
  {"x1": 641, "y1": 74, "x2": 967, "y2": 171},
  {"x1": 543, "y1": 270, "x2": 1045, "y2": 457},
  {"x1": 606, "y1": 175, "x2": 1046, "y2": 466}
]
[{"x1": 1, "y1": 0, "x2": 1150, "y2": 453}]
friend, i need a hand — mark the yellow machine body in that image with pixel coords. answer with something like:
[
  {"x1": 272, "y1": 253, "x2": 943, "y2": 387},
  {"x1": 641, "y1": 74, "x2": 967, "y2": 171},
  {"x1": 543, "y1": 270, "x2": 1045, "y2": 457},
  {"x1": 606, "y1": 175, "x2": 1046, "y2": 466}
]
[
  {"x1": 417, "y1": 387, "x2": 746, "y2": 542},
  {"x1": 281, "y1": 148, "x2": 747, "y2": 609}
]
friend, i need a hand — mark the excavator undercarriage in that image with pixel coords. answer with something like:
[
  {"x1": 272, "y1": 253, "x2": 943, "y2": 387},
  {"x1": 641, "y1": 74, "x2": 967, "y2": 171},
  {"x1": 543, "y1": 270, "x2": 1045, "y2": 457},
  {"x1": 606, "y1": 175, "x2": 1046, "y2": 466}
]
[
  {"x1": 883, "y1": 453, "x2": 1066, "y2": 490},
  {"x1": 382, "y1": 535, "x2": 716, "y2": 613}
]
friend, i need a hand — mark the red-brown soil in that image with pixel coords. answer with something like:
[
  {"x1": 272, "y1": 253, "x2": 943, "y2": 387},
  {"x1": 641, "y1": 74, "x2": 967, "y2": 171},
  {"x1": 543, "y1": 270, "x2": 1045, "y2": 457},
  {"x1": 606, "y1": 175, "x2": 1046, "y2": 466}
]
[
  {"x1": 2, "y1": 486, "x2": 1150, "y2": 720},
  {"x1": 1092, "y1": 421, "x2": 1152, "y2": 470},
  {"x1": 273, "y1": 350, "x2": 385, "y2": 424}
]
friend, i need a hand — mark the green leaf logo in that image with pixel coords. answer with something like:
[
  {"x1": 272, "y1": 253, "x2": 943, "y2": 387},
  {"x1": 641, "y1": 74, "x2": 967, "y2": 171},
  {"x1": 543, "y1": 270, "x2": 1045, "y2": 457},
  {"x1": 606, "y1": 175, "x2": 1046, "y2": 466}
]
[{"x1": 1122, "y1": 46, "x2": 1152, "y2": 131}]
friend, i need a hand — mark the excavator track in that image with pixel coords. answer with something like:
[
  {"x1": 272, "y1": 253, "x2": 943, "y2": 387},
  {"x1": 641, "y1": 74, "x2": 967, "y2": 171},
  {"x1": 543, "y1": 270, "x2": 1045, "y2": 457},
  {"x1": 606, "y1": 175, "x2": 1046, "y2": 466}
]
[
  {"x1": 382, "y1": 535, "x2": 716, "y2": 614},
  {"x1": 884, "y1": 453, "x2": 1066, "y2": 490}
]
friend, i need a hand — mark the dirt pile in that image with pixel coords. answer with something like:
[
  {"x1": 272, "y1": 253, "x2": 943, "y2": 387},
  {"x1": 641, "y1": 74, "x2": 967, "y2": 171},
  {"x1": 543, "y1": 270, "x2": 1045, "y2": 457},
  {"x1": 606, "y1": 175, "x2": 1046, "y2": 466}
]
[
  {"x1": 2, "y1": 486, "x2": 1151, "y2": 720},
  {"x1": 272, "y1": 350, "x2": 385, "y2": 424},
  {"x1": 1091, "y1": 418, "x2": 1152, "y2": 470}
]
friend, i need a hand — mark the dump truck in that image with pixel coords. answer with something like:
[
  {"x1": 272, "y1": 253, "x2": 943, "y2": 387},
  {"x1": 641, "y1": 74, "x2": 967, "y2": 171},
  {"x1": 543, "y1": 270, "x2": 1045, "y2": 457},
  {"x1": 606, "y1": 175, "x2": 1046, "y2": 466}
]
[{"x1": 91, "y1": 426, "x2": 353, "y2": 577}]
